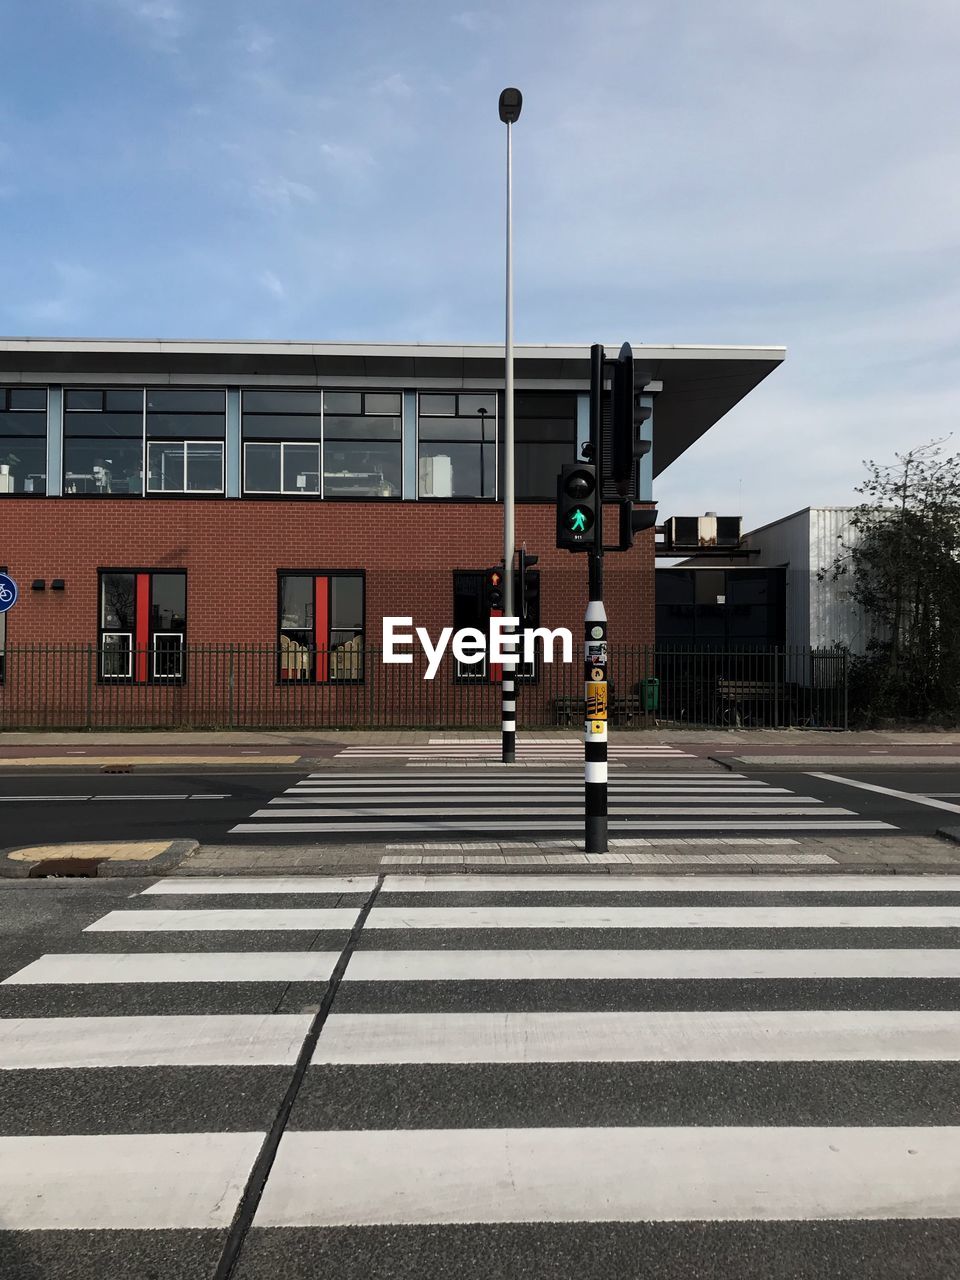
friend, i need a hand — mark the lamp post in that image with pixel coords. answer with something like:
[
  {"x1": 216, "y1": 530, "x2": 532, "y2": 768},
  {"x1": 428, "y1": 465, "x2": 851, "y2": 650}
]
[{"x1": 498, "y1": 85, "x2": 522, "y2": 764}]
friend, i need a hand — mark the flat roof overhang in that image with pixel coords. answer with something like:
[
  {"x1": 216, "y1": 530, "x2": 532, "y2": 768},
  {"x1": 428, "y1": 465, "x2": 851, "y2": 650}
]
[{"x1": 0, "y1": 338, "x2": 785, "y2": 478}]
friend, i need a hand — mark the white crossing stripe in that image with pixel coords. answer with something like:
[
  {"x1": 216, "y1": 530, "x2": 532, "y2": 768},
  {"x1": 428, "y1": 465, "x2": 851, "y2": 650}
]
[
  {"x1": 2, "y1": 951, "x2": 340, "y2": 985},
  {"x1": 313, "y1": 1009, "x2": 960, "y2": 1064},
  {"x1": 0, "y1": 1133, "x2": 263, "y2": 1229},
  {"x1": 232, "y1": 820, "x2": 895, "y2": 834},
  {"x1": 140, "y1": 876, "x2": 377, "y2": 895},
  {"x1": 85, "y1": 908, "x2": 360, "y2": 932},
  {"x1": 255, "y1": 806, "x2": 848, "y2": 818},
  {"x1": 381, "y1": 873, "x2": 960, "y2": 892},
  {"x1": 343, "y1": 948, "x2": 960, "y2": 981},
  {"x1": 0, "y1": 1014, "x2": 311, "y2": 1067},
  {"x1": 255, "y1": 1126, "x2": 960, "y2": 1225},
  {"x1": 364, "y1": 904, "x2": 960, "y2": 929},
  {"x1": 811, "y1": 771, "x2": 960, "y2": 815}
]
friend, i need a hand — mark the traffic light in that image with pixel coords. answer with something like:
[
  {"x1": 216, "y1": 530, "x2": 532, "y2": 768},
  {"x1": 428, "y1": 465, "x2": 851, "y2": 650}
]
[
  {"x1": 618, "y1": 501, "x2": 659, "y2": 550},
  {"x1": 518, "y1": 550, "x2": 540, "y2": 623},
  {"x1": 483, "y1": 564, "x2": 505, "y2": 613},
  {"x1": 556, "y1": 463, "x2": 597, "y2": 551},
  {"x1": 611, "y1": 342, "x2": 652, "y2": 499}
]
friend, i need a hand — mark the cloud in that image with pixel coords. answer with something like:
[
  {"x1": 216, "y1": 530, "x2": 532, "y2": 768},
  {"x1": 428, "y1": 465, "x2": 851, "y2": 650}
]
[
  {"x1": 250, "y1": 177, "x2": 318, "y2": 209},
  {"x1": 94, "y1": 0, "x2": 186, "y2": 50},
  {"x1": 259, "y1": 270, "x2": 285, "y2": 300},
  {"x1": 451, "y1": 11, "x2": 485, "y2": 32},
  {"x1": 372, "y1": 73, "x2": 413, "y2": 100}
]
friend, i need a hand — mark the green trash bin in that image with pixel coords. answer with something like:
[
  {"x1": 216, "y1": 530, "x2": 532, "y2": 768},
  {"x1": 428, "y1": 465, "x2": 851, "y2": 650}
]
[{"x1": 638, "y1": 677, "x2": 660, "y2": 712}]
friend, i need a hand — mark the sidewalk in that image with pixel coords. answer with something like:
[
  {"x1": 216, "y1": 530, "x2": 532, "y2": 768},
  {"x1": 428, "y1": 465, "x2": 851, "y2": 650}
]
[{"x1": 2, "y1": 726, "x2": 960, "y2": 769}]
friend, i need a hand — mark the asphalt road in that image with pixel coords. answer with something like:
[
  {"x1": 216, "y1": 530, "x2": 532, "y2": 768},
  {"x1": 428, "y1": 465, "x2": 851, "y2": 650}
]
[
  {"x1": 3, "y1": 873, "x2": 960, "y2": 1278},
  {"x1": 1, "y1": 764, "x2": 960, "y2": 847}
]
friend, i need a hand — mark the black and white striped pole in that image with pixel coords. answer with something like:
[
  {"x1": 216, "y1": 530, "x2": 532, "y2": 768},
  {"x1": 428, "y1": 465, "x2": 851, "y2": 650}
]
[
  {"x1": 584, "y1": 342, "x2": 608, "y2": 853},
  {"x1": 499, "y1": 87, "x2": 522, "y2": 764}
]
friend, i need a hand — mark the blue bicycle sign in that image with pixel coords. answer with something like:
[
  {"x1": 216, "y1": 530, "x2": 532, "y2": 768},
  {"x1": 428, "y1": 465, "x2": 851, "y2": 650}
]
[{"x1": 0, "y1": 573, "x2": 19, "y2": 613}]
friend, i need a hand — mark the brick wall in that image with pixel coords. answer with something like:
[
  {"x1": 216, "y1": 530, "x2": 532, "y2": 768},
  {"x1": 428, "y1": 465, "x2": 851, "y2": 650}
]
[{"x1": 0, "y1": 499, "x2": 655, "y2": 648}]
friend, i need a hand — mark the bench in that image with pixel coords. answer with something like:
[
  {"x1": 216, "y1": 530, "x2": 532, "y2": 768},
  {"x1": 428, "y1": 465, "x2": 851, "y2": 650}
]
[{"x1": 716, "y1": 679, "x2": 778, "y2": 726}]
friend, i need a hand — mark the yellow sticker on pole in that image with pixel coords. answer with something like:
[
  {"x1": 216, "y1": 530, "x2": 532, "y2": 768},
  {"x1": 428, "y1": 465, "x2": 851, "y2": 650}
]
[{"x1": 585, "y1": 682, "x2": 608, "y2": 719}]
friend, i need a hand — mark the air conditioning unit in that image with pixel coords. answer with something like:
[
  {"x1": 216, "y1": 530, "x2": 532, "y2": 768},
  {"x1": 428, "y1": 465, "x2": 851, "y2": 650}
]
[{"x1": 665, "y1": 513, "x2": 741, "y2": 550}]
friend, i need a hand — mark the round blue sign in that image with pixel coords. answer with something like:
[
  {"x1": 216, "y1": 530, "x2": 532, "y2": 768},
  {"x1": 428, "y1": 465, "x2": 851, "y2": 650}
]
[{"x1": 0, "y1": 573, "x2": 18, "y2": 613}]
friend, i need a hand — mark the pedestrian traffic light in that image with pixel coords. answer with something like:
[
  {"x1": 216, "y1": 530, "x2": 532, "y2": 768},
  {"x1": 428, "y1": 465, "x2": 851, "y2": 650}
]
[
  {"x1": 611, "y1": 342, "x2": 652, "y2": 498},
  {"x1": 556, "y1": 464, "x2": 597, "y2": 551},
  {"x1": 518, "y1": 549, "x2": 540, "y2": 623},
  {"x1": 484, "y1": 564, "x2": 505, "y2": 613}
]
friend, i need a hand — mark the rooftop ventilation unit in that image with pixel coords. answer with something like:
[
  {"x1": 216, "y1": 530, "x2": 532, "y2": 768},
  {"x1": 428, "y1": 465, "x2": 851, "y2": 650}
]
[{"x1": 665, "y1": 514, "x2": 742, "y2": 551}]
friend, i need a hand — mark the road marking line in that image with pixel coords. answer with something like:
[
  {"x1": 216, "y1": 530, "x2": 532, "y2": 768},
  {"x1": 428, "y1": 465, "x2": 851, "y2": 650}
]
[
  {"x1": 255, "y1": 1126, "x2": 960, "y2": 1225},
  {"x1": 364, "y1": 904, "x2": 960, "y2": 929},
  {"x1": 0, "y1": 1014, "x2": 311, "y2": 1067},
  {"x1": 229, "y1": 821, "x2": 895, "y2": 833},
  {"x1": 0, "y1": 1133, "x2": 263, "y2": 1229},
  {"x1": 85, "y1": 908, "x2": 360, "y2": 932},
  {"x1": 344, "y1": 947, "x2": 960, "y2": 981},
  {"x1": 254, "y1": 806, "x2": 847, "y2": 818},
  {"x1": 809, "y1": 772, "x2": 960, "y2": 815},
  {"x1": 140, "y1": 875, "x2": 377, "y2": 895},
  {"x1": 2, "y1": 951, "x2": 340, "y2": 985},
  {"x1": 380, "y1": 873, "x2": 958, "y2": 892},
  {"x1": 313, "y1": 1010, "x2": 960, "y2": 1065}
]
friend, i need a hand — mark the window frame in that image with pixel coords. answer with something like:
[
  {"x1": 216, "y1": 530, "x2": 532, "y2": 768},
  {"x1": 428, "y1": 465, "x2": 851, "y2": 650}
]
[
  {"x1": 146, "y1": 440, "x2": 225, "y2": 494},
  {"x1": 276, "y1": 569, "x2": 366, "y2": 684},
  {"x1": 0, "y1": 385, "x2": 48, "y2": 497},
  {"x1": 97, "y1": 568, "x2": 187, "y2": 684},
  {"x1": 417, "y1": 391, "x2": 498, "y2": 501},
  {"x1": 242, "y1": 440, "x2": 322, "y2": 496}
]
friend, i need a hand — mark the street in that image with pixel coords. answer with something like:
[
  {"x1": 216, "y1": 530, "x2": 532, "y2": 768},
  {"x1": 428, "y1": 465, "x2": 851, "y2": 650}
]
[
  {"x1": 3, "y1": 872, "x2": 960, "y2": 1278},
  {"x1": 3, "y1": 762, "x2": 960, "y2": 847}
]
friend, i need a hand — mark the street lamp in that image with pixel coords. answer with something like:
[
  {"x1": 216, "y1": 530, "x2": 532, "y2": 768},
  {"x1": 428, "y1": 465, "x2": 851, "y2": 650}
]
[{"x1": 498, "y1": 86, "x2": 522, "y2": 764}]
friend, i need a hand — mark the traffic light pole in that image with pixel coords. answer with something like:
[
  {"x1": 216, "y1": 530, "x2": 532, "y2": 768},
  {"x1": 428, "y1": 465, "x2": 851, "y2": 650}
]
[{"x1": 584, "y1": 343, "x2": 608, "y2": 854}]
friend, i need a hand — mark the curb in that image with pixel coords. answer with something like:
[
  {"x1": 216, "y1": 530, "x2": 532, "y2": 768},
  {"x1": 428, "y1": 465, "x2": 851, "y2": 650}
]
[
  {"x1": 163, "y1": 861, "x2": 960, "y2": 878},
  {"x1": 0, "y1": 839, "x2": 198, "y2": 879}
]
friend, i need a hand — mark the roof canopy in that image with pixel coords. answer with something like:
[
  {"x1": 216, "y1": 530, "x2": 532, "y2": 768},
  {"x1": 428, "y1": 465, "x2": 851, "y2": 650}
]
[{"x1": 0, "y1": 338, "x2": 784, "y2": 478}]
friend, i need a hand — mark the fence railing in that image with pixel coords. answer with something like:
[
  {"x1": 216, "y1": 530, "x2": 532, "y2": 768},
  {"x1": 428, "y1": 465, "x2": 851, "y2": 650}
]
[{"x1": 0, "y1": 644, "x2": 849, "y2": 730}]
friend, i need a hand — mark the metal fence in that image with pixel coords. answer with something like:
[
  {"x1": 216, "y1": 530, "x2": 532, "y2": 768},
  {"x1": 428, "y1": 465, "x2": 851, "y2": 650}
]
[{"x1": 0, "y1": 643, "x2": 848, "y2": 731}]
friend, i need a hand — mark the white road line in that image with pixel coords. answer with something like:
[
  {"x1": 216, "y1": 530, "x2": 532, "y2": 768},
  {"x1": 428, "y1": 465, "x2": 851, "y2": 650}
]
[
  {"x1": 810, "y1": 772, "x2": 960, "y2": 815},
  {"x1": 344, "y1": 948, "x2": 960, "y2": 981},
  {"x1": 2, "y1": 952, "x2": 340, "y2": 985},
  {"x1": 230, "y1": 821, "x2": 895, "y2": 834},
  {"x1": 140, "y1": 876, "x2": 377, "y2": 895},
  {"x1": 281, "y1": 787, "x2": 792, "y2": 796},
  {"x1": 364, "y1": 904, "x2": 960, "y2": 929},
  {"x1": 0, "y1": 1133, "x2": 263, "y2": 1230},
  {"x1": 0, "y1": 1014, "x2": 311, "y2": 1067},
  {"x1": 0, "y1": 796, "x2": 92, "y2": 802},
  {"x1": 85, "y1": 908, "x2": 360, "y2": 932},
  {"x1": 308, "y1": 772, "x2": 737, "y2": 781},
  {"x1": 313, "y1": 1010, "x2": 960, "y2": 1065},
  {"x1": 381, "y1": 873, "x2": 960, "y2": 893},
  {"x1": 255, "y1": 1126, "x2": 960, "y2": 1225},
  {"x1": 252, "y1": 806, "x2": 847, "y2": 818}
]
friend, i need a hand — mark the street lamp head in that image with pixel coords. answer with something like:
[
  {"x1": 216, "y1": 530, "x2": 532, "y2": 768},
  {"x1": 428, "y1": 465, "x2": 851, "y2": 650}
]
[{"x1": 498, "y1": 87, "x2": 522, "y2": 124}]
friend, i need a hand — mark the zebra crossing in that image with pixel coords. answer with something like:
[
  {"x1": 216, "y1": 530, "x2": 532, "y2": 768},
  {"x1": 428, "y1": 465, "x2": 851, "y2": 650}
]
[
  {"x1": 3, "y1": 872, "x2": 960, "y2": 1277},
  {"x1": 229, "y1": 768, "x2": 897, "y2": 839},
  {"x1": 335, "y1": 736, "x2": 695, "y2": 764}
]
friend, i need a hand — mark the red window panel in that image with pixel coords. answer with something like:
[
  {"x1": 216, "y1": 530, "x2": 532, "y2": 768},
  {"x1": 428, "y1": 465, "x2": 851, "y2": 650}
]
[
  {"x1": 135, "y1": 573, "x2": 150, "y2": 683},
  {"x1": 314, "y1": 575, "x2": 329, "y2": 683}
]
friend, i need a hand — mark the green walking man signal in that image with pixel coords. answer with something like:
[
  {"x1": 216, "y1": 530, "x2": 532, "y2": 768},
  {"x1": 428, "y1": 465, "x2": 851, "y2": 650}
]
[
  {"x1": 569, "y1": 508, "x2": 589, "y2": 533},
  {"x1": 556, "y1": 463, "x2": 598, "y2": 551}
]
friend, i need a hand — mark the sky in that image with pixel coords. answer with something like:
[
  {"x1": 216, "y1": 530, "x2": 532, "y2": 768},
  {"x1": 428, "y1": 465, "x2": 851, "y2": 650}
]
[{"x1": 1, "y1": 0, "x2": 959, "y2": 531}]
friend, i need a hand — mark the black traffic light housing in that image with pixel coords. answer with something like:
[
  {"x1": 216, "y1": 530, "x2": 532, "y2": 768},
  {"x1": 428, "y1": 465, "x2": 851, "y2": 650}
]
[
  {"x1": 518, "y1": 549, "x2": 540, "y2": 624},
  {"x1": 483, "y1": 564, "x2": 505, "y2": 614},
  {"x1": 556, "y1": 463, "x2": 597, "y2": 552},
  {"x1": 611, "y1": 342, "x2": 652, "y2": 499},
  {"x1": 618, "y1": 501, "x2": 659, "y2": 551}
]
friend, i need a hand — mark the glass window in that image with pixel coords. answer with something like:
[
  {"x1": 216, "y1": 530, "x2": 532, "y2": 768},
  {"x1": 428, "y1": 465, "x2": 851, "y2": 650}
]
[
  {"x1": 186, "y1": 441, "x2": 223, "y2": 492},
  {"x1": 0, "y1": 387, "x2": 47, "y2": 495},
  {"x1": 244, "y1": 391, "x2": 323, "y2": 415},
  {"x1": 418, "y1": 393, "x2": 497, "y2": 498},
  {"x1": 143, "y1": 389, "x2": 224, "y2": 495},
  {"x1": 147, "y1": 441, "x2": 224, "y2": 493},
  {"x1": 244, "y1": 442, "x2": 282, "y2": 492},
  {"x1": 282, "y1": 443, "x2": 321, "y2": 494},
  {"x1": 64, "y1": 388, "x2": 143, "y2": 496},
  {"x1": 322, "y1": 392, "x2": 401, "y2": 498},
  {"x1": 278, "y1": 572, "x2": 364, "y2": 683},
  {"x1": 99, "y1": 570, "x2": 186, "y2": 682},
  {"x1": 512, "y1": 392, "x2": 577, "y2": 499},
  {"x1": 147, "y1": 442, "x2": 185, "y2": 492}
]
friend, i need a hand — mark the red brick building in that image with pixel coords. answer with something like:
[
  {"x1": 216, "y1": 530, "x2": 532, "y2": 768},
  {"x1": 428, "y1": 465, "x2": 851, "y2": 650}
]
[{"x1": 0, "y1": 339, "x2": 783, "y2": 727}]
